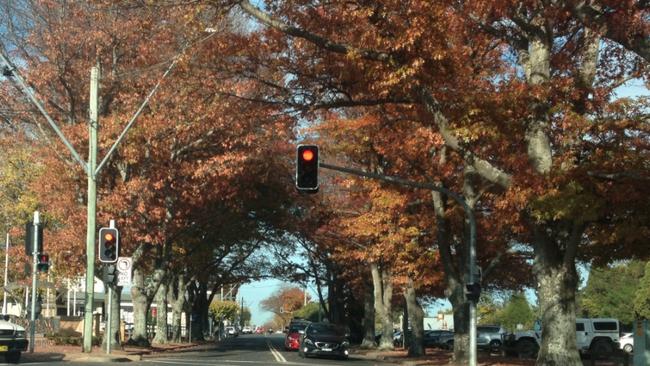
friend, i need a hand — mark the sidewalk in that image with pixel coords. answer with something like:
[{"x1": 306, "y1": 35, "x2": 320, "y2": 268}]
[{"x1": 23, "y1": 340, "x2": 214, "y2": 363}]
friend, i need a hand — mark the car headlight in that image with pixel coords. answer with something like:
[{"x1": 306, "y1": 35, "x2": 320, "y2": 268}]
[
  {"x1": 304, "y1": 338, "x2": 314, "y2": 345},
  {"x1": 342, "y1": 340, "x2": 350, "y2": 347},
  {"x1": 15, "y1": 330, "x2": 25, "y2": 338}
]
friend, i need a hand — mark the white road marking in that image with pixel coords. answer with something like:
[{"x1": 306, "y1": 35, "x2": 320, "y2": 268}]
[{"x1": 267, "y1": 339, "x2": 287, "y2": 363}]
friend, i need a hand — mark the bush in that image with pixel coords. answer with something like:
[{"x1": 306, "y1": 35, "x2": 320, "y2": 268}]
[{"x1": 45, "y1": 331, "x2": 100, "y2": 346}]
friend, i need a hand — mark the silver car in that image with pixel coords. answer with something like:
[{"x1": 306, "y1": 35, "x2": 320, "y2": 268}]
[{"x1": 477, "y1": 325, "x2": 506, "y2": 352}]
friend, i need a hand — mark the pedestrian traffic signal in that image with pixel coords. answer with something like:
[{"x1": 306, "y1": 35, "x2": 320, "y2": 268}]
[
  {"x1": 465, "y1": 283, "x2": 482, "y2": 303},
  {"x1": 36, "y1": 254, "x2": 49, "y2": 272},
  {"x1": 296, "y1": 145, "x2": 319, "y2": 192},
  {"x1": 98, "y1": 227, "x2": 119, "y2": 263}
]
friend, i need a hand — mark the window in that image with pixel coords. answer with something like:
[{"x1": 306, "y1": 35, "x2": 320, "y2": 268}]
[
  {"x1": 576, "y1": 323, "x2": 585, "y2": 332},
  {"x1": 593, "y1": 322, "x2": 618, "y2": 331}
]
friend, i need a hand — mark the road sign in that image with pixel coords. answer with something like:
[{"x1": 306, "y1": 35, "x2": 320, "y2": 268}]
[{"x1": 116, "y1": 257, "x2": 132, "y2": 286}]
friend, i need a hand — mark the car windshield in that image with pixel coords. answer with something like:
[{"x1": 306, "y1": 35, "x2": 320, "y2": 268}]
[
  {"x1": 289, "y1": 323, "x2": 308, "y2": 332},
  {"x1": 307, "y1": 323, "x2": 345, "y2": 336}
]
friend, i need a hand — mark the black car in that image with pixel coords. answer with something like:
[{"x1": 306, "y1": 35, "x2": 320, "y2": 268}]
[{"x1": 299, "y1": 322, "x2": 350, "y2": 360}]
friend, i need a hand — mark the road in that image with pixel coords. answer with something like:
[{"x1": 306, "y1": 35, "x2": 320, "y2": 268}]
[
  {"x1": 141, "y1": 334, "x2": 393, "y2": 366},
  {"x1": 3, "y1": 334, "x2": 395, "y2": 366}
]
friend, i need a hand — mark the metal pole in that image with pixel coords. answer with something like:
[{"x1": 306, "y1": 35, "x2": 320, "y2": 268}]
[
  {"x1": 106, "y1": 287, "x2": 112, "y2": 354},
  {"x1": 29, "y1": 211, "x2": 39, "y2": 353},
  {"x1": 3, "y1": 233, "x2": 9, "y2": 314},
  {"x1": 106, "y1": 220, "x2": 116, "y2": 354},
  {"x1": 73, "y1": 286, "x2": 77, "y2": 316},
  {"x1": 83, "y1": 66, "x2": 100, "y2": 353},
  {"x1": 67, "y1": 279, "x2": 70, "y2": 316},
  {"x1": 319, "y1": 162, "x2": 478, "y2": 366}
]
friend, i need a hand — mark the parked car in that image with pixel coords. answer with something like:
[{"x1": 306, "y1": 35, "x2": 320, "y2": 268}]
[
  {"x1": 225, "y1": 326, "x2": 238, "y2": 337},
  {"x1": 285, "y1": 320, "x2": 310, "y2": 351},
  {"x1": 477, "y1": 325, "x2": 507, "y2": 353},
  {"x1": 619, "y1": 332, "x2": 633, "y2": 354},
  {"x1": 241, "y1": 326, "x2": 253, "y2": 334},
  {"x1": 424, "y1": 330, "x2": 454, "y2": 348},
  {"x1": 299, "y1": 322, "x2": 350, "y2": 360},
  {"x1": 0, "y1": 315, "x2": 27, "y2": 363},
  {"x1": 503, "y1": 318, "x2": 620, "y2": 358}
]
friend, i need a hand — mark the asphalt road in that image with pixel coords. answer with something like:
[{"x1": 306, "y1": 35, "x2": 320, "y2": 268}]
[
  {"x1": 140, "y1": 334, "x2": 393, "y2": 366},
  {"x1": 1, "y1": 334, "x2": 395, "y2": 366}
]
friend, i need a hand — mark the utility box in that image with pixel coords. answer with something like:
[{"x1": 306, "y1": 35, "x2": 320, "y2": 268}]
[{"x1": 634, "y1": 319, "x2": 649, "y2": 366}]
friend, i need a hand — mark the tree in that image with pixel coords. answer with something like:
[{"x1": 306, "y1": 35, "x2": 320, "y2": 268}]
[
  {"x1": 499, "y1": 293, "x2": 535, "y2": 333},
  {"x1": 261, "y1": 286, "x2": 309, "y2": 328},
  {"x1": 209, "y1": 300, "x2": 240, "y2": 323},
  {"x1": 228, "y1": 2, "x2": 649, "y2": 365},
  {"x1": 580, "y1": 262, "x2": 645, "y2": 325},
  {"x1": 634, "y1": 262, "x2": 650, "y2": 320}
]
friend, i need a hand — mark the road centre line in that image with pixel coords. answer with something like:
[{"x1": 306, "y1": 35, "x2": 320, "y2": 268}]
[{"x1": 267, "y1": 339, "x2": 287, "y2": 363}]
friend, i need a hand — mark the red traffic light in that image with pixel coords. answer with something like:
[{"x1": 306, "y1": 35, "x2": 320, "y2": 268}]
[
  {"x1": 38, "y1": 254, "x2": 49, "y2": 263},
  {"x1": 301, "y1": 149, "x2": 315, "y2": 162},
  {"x1": 296, "y1": 145, "x2": 319, "y2": 192}
]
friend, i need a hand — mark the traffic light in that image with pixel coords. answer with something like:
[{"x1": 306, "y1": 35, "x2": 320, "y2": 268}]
[
  {"x1": 296, "y1": 145, "x2": 319, "y2": 192},
  {"x1": 24, "y1": 222, "x2": 43, "y2": 256},
  {"x1": 465, "y1": 283, "x2": 482, "y2": 303},
  {"x1": 98, "y1": 227, "x2": 119, "y2": 263},
  {"x1": 36, "y1": 254, "x2": 49, "y2": 272}
]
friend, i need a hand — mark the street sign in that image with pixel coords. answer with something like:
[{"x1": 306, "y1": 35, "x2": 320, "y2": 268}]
[{"x1": 116, "y1": 257, "x2": 132, "y2": 286}]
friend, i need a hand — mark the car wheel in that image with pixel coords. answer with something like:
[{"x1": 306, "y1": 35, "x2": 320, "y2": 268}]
[
  {"x1": 489, "y1": 339, "x2": 502, "y2": 354},
  {"x1": 5, "y1": 351, "x2": 20, "y2": 364},
  {"x1": 623, "y1": 344, "x2": 633, "y2": 354},
  {"x1": 516, "y1": 339, "x2": 539, "y2": 359}
]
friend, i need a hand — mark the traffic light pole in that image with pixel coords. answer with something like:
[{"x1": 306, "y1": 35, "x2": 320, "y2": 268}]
[
  {"x1": 105, "y1": 220, "x2": 116, "y2": 355},
  {"x1": 29, "y1": 211, "x2": 39, "y2": 353},
  {"x1": 83, "y1": 66, "x2": 99, "y2": 353},
  {"x1": 319, "y1": 162, "x2": 478, "y2": 366}
]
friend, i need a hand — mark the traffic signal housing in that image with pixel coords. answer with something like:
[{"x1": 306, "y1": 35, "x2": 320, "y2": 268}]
[
  {"x1": 296, "y1": 145, "x2": 319, "y2": 192},
  {"x1": 465, "y1": 283, "x2": 482, "y2": 303},
  {"x1": 98, "y1": 227, "x2": 119, "y2": 263},
  {"x1": 36, "y1": 254, "x2": 49, "y2": 273}
]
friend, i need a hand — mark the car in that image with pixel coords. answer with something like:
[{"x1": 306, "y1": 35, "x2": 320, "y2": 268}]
[
  {"x1": 503, "y1": 318, "x2": 620, "y2": 358},
  {"x1": 242, "y1": 326, "x2": 252, "y2": 334},
  {"x1": 299, "y1": 322, "x2": 350, "y2": 360},
  {"x1": 255, "y1": 327, "x2": 264, "y2": 334},
  {"x1": 225, "y1": 326, "x2": 238, "y2": 337},
  {"x1": 424, "y1": 330, "x2": 454, "y2": 348},
  {"x1": 477, "y1": 325, "x2": 507, "y2": 353},
  {"x1": 0, "y1": 315, "x2": 28, "y2": 363},
  {"x1": 285, "y1": 320, "x2": 310, "y2": 351},
  {"x1": 619, "y1": 332, "x2": 633, "y2": 354}
]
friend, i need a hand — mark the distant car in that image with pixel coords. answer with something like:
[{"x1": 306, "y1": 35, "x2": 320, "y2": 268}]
[
  {"x1": 225, "y1": 326, "x2": 238, "y2": 337},
  {"x1": 242, "y1": 326, "x2": 253, "y2": 334},
  {"x1": 255, "y1": 327, "x2": 264, "y2": 334},
  {"x1": 267, "y1": 328, "x2": 274, "y2": 334},
  {"x1": 285, "y1": 320, "x2": 310, "y2": 351},
  {"x1": 619, "y1": 332, "x2": 633, "y2": 354},
  {"x1": 299, "y1": 322, "x2": 350, "y2": 360}
]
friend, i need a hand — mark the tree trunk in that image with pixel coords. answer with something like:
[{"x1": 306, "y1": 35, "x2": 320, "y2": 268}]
[
  {"x1": 170, "y1": 274, "x2": 188, "y2": 342},
  {"x1": 152, "y1": 281, "x2": 169, "y2": 344},
  {"x1": 130, "y1": 263, "x2": 150, "y2": 346},
  {"x1": 360, "y1": 282, "x2": 376, "y2": 349},
  {"x1": 450, "y1": 293, "x2": 470, "y2": 365},
  {"x1": 371, "y1": 262, "x2": 394, "y2": 350},
  {"x1": 533, "y1": 224, "x2": 583, "y2": 366},
  {"x1": 102, "y1": 282, "x2": 121, "y2": 350},
  {"x1": 406, "y1": 277, "x2": 424, "y2": 357}
]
